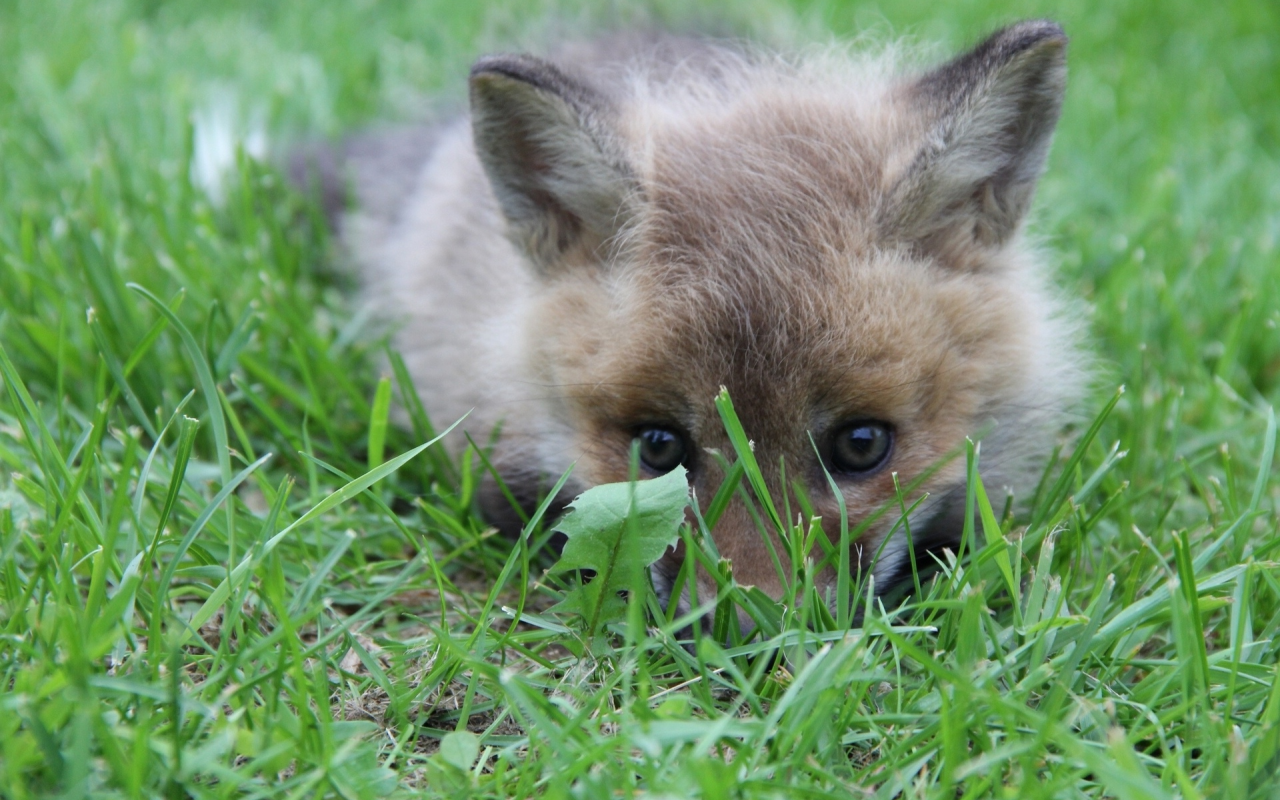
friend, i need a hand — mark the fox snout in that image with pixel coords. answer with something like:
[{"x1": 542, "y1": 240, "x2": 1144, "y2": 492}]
[{"x1": 644, "y1": 427, "x2": 969, "y2": 629}]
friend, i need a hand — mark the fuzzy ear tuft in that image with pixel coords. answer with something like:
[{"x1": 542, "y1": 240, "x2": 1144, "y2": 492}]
[
  {"x1": 881, "y1": 21, "x2": 1068, "y2": 263},
  {"x1": 470, "y1": 55, "x2": 634, "y2": 271}
]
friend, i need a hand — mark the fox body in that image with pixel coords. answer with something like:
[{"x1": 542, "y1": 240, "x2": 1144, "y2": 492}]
[{"x1": 322, "y1": 21, "x2": 1082, "y2": 609}]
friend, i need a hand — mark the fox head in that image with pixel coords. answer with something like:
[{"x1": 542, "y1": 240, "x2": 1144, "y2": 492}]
[{"x1": 467, "y1": 22, "x2": 1080, "y2": 613}]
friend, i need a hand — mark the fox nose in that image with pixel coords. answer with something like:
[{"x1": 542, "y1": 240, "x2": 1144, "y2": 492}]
[
  {"x1": 647, "y1": 551, "x2": 766, "y2": 641},
  {"x1": 652, "y1": 491, "x2": 860, "y2": 639},
  {"x1": 707, "y1": 501, "x2": 790, "y2": 599},
  {"x1": 649, "y1": 499, "x2": 791, "y2": 636}
]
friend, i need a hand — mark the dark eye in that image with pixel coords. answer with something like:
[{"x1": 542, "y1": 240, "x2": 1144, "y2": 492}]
[
  {"x1": 830, "y1": 421, "x2": 893, "y2": 474},
  {"x1": 635, "y1": 426, "x2": 687, "y2": 473}
]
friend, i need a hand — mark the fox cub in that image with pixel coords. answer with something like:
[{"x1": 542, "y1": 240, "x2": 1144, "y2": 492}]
[{"x1": 316, "y1": 20, "x2": 1082, "y2": 608}]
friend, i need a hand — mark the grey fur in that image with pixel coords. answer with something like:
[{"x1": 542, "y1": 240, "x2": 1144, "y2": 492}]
[
  {"x1": 882, "y1": 20, "x2": 1068, "y2": 257},
  {"x1": 298, "y1": 23, "x2": 1083, "y2": 616}
]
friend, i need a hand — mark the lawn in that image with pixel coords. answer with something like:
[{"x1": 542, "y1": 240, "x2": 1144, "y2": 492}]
[{"x1": 1, "y1": 0, "x2": 1279, "y2": 797}]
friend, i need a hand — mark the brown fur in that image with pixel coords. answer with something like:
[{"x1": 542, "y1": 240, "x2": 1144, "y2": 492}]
[{"x1": 316, "y1": 21, "x2": 1084, "y2": 617}]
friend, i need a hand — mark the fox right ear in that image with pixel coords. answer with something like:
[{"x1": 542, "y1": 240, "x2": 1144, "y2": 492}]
[
  {"x1": 881, "y1": 21, "x2": 1068, "y2": 265},
  {"x1": 470, "y1": 55, "x2": 634, "y2": 271}
]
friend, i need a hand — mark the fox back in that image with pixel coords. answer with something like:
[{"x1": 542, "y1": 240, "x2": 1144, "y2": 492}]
[{"x1": 327, "y1": 22, "x2": 1083, "y2": 610}]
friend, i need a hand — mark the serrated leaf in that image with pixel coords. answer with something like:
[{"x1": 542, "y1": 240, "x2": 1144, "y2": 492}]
[{"x1": 551, "y1": 466, "x2": 690, "y2": 633}]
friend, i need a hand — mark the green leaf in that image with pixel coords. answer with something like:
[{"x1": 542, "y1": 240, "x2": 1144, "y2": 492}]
[
  {"x1": 126, "y1": 284, "x2": 231, "y2": 491},
  {"x1": 551, "y1": 466, "x2": 690, "y2": 634},
  {"x1": 973, "y1": 465, "x2": 1020, "y2": 626},
  {"x1": 437, "y1": 730, "x2": 480, "y2": 772},
  {"x1": 366, "y1": 375, "x2": 391, "y2": 470}
]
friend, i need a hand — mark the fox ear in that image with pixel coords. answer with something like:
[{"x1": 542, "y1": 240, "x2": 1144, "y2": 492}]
[
  {"x1": 881, "y1": 21, "x2": 1067, "y2": 262},
  {"x1": 470, "y1": 55, "x2": 633, "y2": 271}
]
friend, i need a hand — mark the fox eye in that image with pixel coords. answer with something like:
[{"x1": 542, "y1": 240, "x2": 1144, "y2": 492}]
[
  {"x1": 831, "y1": 421, "x2": 893, "y2": 474},
  {"x1": 635, "y1": 426, "x2": 687, "y2": 473}
]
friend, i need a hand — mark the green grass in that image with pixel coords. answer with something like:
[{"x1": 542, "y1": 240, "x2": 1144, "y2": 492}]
[{"x1": 2, "y1": 0, "x2": 1279, "y2": 797}]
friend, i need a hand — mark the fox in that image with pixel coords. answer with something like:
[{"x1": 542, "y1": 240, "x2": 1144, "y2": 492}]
[{"x1": 299, "y1": 20, "x2": 1083, "y2": 616}]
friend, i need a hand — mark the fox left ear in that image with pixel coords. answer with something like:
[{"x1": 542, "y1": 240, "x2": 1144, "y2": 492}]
[
  {"x1": 470, "y1": 55, "x2": 634, "y2": 272},
  {"x1": 881, "y1": 21, "x2": 1068, "y2": 262}
]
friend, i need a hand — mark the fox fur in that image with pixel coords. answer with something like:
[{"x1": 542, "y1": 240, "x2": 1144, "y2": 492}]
[{"x1": 305, "y1": 21, "x2": 1083, "y2": 614}]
